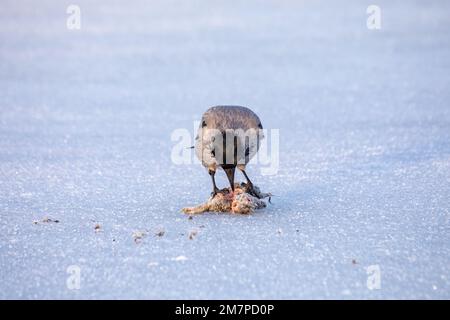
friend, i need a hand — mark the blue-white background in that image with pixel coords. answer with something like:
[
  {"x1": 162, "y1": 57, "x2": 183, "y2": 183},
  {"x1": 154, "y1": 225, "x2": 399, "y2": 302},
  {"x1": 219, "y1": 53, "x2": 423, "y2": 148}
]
[{"x1": 1, "y1": 0, "x2": 449, "y2": 299}]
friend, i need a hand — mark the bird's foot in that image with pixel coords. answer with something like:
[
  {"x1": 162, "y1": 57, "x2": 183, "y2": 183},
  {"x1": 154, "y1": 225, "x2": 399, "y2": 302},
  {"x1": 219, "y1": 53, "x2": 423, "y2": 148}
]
[
  {"x1": 244, "y1": 182, "x2": 257, "y2": 197},
  {"x1": 210, "y1": 188, "x2": 220, "y2": 199}
]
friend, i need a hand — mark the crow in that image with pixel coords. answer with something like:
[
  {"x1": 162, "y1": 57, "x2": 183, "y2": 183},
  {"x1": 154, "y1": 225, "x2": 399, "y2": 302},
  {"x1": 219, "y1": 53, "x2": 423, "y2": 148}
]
[{"x1": 195, "y1": 106, "x2": 264, "y2": 197}]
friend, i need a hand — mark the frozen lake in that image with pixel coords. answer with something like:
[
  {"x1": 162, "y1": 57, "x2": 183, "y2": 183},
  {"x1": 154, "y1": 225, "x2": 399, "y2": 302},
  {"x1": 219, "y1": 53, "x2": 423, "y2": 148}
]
[{"x1": 1, "y1": 0, "x2": 449, "y2": 299}]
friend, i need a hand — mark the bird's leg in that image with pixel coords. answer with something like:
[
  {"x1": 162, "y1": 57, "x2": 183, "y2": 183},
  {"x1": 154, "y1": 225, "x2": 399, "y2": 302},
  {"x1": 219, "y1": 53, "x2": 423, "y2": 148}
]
[
  {"x1": 209, "y1": 169, "x2": 219, "y2": 197},
  {"x1": 223, "y1": 166, "x2": 236, "y2": 193},
  {"x1": 240, "y1": 169, "x2": 255, "y2": 193}
]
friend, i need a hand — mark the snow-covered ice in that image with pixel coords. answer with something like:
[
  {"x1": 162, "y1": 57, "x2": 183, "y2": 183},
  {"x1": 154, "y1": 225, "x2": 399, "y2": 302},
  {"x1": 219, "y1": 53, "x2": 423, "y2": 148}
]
[{"x1": 1, "y1": 0, "x2": 449, "y2": 299}]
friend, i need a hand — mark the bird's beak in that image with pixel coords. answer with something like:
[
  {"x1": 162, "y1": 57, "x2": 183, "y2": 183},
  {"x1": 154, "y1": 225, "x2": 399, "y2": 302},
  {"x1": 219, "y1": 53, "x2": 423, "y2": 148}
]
[{"x1": 224, "y1": 167, "x2": 235, "y2": 192}]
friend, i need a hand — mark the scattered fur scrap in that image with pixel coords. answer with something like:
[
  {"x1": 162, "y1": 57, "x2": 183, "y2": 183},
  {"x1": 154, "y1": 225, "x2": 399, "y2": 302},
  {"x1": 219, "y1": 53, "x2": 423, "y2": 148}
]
[
  {"x1": 182, "y1": 183, "x2": 271, "y2": 215},
  {"x1": 188, "y1": 229, "x2": 198, "y2": 240},
  {"x1": 155, "y1": 228, "x2": 165, "y2": 237},
  {"x1": 33, "y1": 217, "x2": 60, "y2": 224},
  {"x1": 133, "y1": 230, "x2": 147, "y2": 243}
]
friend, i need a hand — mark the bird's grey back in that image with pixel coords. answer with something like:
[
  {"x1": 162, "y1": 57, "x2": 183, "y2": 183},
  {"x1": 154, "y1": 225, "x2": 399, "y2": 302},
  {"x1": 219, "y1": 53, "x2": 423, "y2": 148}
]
[{"x1": 201, "y1": 106, "x2": 262, "y2": 131}]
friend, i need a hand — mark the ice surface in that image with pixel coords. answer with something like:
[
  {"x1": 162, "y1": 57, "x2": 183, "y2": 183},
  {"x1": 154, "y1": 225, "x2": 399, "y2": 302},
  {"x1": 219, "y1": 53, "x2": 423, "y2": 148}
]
[{"x1": 1, "y1": 0, "x2": 449, "y2": 299}]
